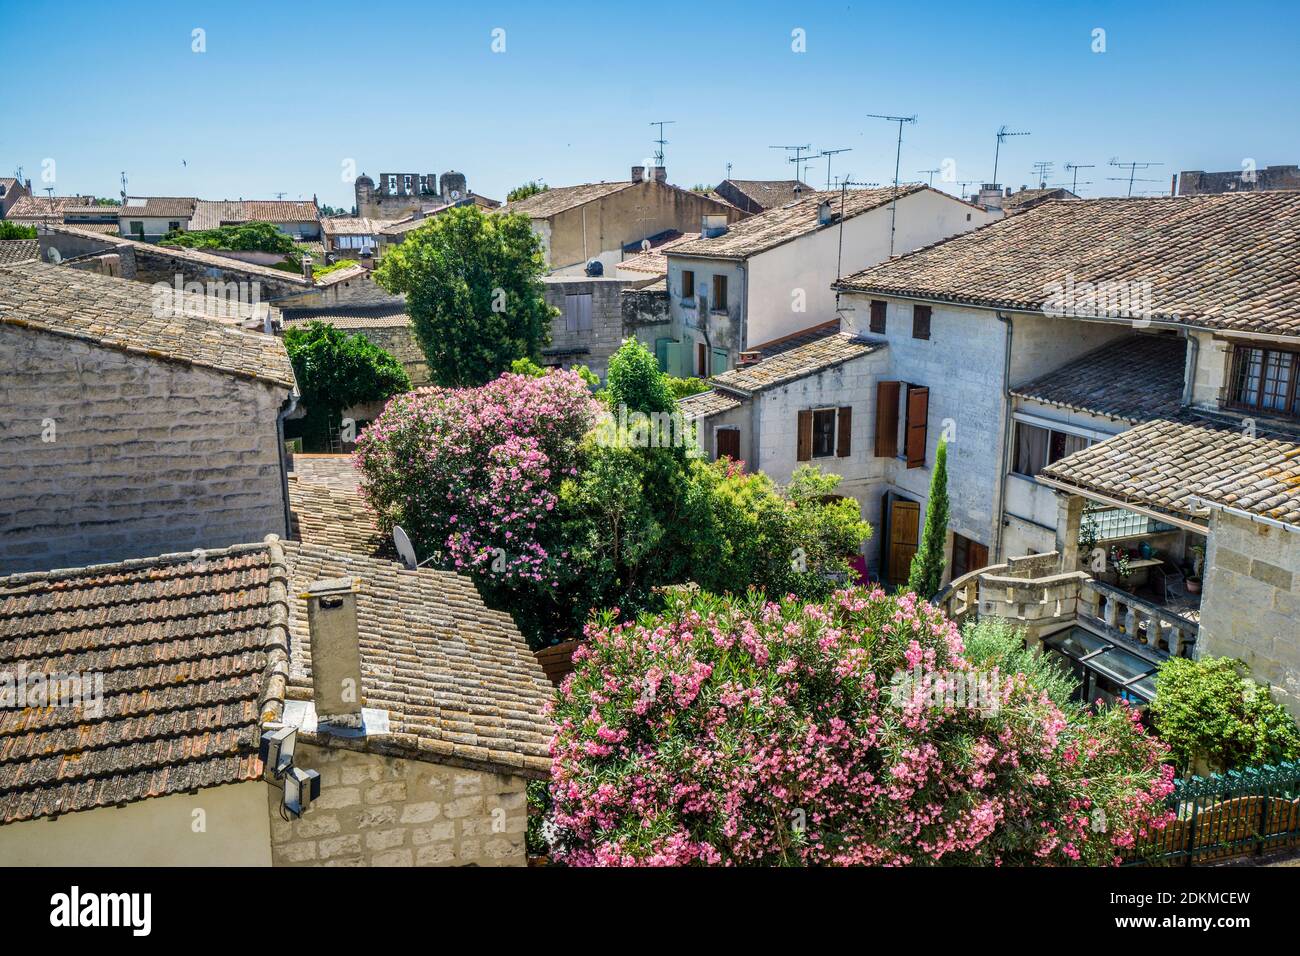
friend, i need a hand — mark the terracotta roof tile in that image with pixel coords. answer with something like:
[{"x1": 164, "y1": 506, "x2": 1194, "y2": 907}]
[
  {"x1": 119, "y1": 196, "x2": 198, "y2": 219},
  {"x1": 0, "y1": 259, "x2": 297, "y2": 388},
  {"x1": 0, "y1": 240, "x2": 38, "y2": 265},
  {"x1": 836, "y1": 192, "x2": 1300, "y2": 338},
  {"x1": 709, "y1": 332, "x2": 884, "y2": 395},
  {"x1": 503, "y1": 181, "x2": 638, "y2": 217},
  {"x1": 678, "y1": 389, "x2": 742, "y2": 418}
]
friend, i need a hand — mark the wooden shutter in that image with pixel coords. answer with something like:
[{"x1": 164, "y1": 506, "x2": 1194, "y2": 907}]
[
  {"x1": 905, "y1": 385, "x2": 929, "y2": 468},
  {"x1": 797, "y1": 410, "x2": 813, "y2": 462},
  {"x1": 697, "y1": 343, "x2": 708, "y2": 376},
  {"x1": 874, "y1": 381, "x2": 900, "y2": 458},
  {"x1": 969, "y1": 541, "x2": 990, "y2": 573},
  {"x1": 836, "y1": 406, "x2": 852, "y2": 457},
  {"x1": 913, "y1": 305, "x2": 932, "y2": 340},
  {"x1": 869, "y1": 300, "x2": 887, "y2": 334},
  {"x1": 717, "y1": 428, "x2": 740, "y2": 461}
]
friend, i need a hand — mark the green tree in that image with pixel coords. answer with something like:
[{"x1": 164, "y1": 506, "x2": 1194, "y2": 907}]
[
  {"x1": 0, "y1": 221, "x2": 37, "y2": 240},
  {"x1": 1152, "y1": 656, "x2": 1300, "y2": 773},
  {"x1": 283, "y1": 321, "x2": 411, "y2": 449},
  {"x1": 606, "y1": 338, "x2": 675, "y2": 415},
  {"x1": 374, "y1": 205, "x2": 553, "y2": 387},
  {"x1": 907, "y1": 437, "x2": 950, "y2": 598},
  {"x1": 507, "y1": 180, "x2": 549, "y2": 203},
  {"x1": 162, "y1": 221, "x2": 297, "y2": 255}
]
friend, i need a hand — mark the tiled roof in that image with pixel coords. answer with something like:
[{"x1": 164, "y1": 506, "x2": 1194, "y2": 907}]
[
  {"x1": 1001, "y1": 187, "x2": 1078, "y2": 213},
  {"x1": 119, "y1": 196, "x2": 198, "y2": 219},
  {"x1": 188, "y1": 200, "x2": 319, "y2": 231},
  {"x1": 313, "y1": 263, "x2": 369, "y2": 287},
  {"x1": 0, "y1": 240, "x2": 38, "y2": 265},
  {"x1": 710, "y1": 332, "x2": 884, "y2": 395},
  {"x1": 618, "y1": 232, "x2": 698, "y2": 275},
  {"x1": 281, "y1": 542, "x2": 554, "y2": 777},
  {"x1": 0, "y1": 260, "x2": 297, "y2": 388},
  {"x1": 7, "y1": 195, "x2": 96, "y2": 220},
  {"x1": 289, "y1": 454, "x2": 363, "y2": 492},
  {"x1": 288, "y1": 475, "x2": 393, "y2": 559},
  {"x1": 836, "y1": 192, "x2": 1300, "y2": 338},
  {"x1": 58, "y1": 221, "x2": 119, "y2": 234},
  {"x1": 1011, "y1": 334, "x2": 1187, "y2": 424},
  {"x1": 671, "y1": 185, "x2": 926, "y2": 260},
  {"x1": 322, "y1": 216, "x2": 393, "y2": 236},
  {"x1": 0, "y1": 541, "x2": 289, "y2": 825},
  {"x1": 1041, "y1": 417, "x2": 1300, "y2": 527},
  {"x1": 281, "y1": 302, "x2": 408, "y2": 329},
  {"x1": 715, "y1": 179, "x2": 815, "y2": 211},
  {"x1": 678, "y1": 389, "x2": 743, "y2": 419},
  {"x1": 750, "y1": 319, "x2": 841, "y2": 360},
  {"x1": 503, "y1": 181, "x2": 638, "y2": 218}
]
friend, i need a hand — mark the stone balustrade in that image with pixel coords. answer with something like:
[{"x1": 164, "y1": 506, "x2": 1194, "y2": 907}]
[{"x1": 1078, "y1": 580, "x2": 1198, "y2": 658}]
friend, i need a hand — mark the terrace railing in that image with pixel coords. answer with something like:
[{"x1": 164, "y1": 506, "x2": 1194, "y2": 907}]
[{"x1": 1078, "y1": 580, "x2": 1197, "y2": 659}]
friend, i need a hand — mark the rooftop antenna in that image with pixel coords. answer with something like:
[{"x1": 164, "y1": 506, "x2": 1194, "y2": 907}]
[
  {"x1": 865, "y1": 112, "x2": 917, "y2": 255},
  {"x1": 1029, "y1": 160, "x2": 1054, "y2": 189},
  {"x1": 770, "y1": 144, "x2": 813, "y2": 181},
  {"x1": 13, "y1": 165, "x2": 22, "y2": 183},
  {"x1": 274, "y1": 191, "x2": 287, "y2": 200},
  {"x1": 991, "y1": 124, "x2": 1030, "y2": 185},
  {"x1": 818, "y1": 148, "x2": 852, "y2": 190},
  {"x1": 44, "y1": 186, "x2": 55, "y2": 213},
  {"x1": 120, "y1": 170, "x2": 128, "y2": 202},
  {"x1": 649, "y1": 120, "x2": 675, "y2": 167},
  {"x1": 1108, "y1": 158, "x2": 1164, "y2": 197},
  {"x1": 1064, "y1": 163, "x2": 1095, "y2": 195},
  {"x1": 725, "y1": 161, "x2": 733, "y2": 182},
  {"x1": 917, "y1": 168, "x2": 941, "y2": 187}
]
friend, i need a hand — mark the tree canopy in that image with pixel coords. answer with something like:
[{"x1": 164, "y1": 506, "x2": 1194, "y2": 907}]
[
  {"x1": 373, "y1": 205, "x2": 553, "y2": 387},
  {"x1": 161, "y1": 220, "x2": 297, "y2": 255}
]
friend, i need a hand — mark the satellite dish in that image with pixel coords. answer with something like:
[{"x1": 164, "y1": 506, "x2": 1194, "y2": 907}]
[
  {"x1": 640, "y1": 239, "x2": 651, "y2": 252},
  {"x1": 47, "y1": 247, "x2": 62, "y2": 264},
  {"x1": 392, "y1": 525, "x2": 418, "y2": 569}
]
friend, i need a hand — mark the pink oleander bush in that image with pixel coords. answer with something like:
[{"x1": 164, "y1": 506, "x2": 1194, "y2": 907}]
[
  {"x1": 548, "y1": 587, "x2": 1175, "y2": 866},
  {"x1": 354, "y1": 370, "x2": 601, "y2": 633}
]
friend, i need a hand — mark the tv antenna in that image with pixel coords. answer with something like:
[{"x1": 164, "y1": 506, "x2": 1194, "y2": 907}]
[
  {"x1": 725, "y1": 161, "x2": 733, "y2": 181},
  {"x1": 1108, "y1": 158, "x2": 1163, "y2": 197},
  {"x1": 917, "y1": 168, "x2": 941, "y2": 187},
  {"x1": 991, "y1": 125, "x2": 1030, "y2": 185},
  {"x1": 770, "y1": 144, "x2": 813, "y2": 181},
  {"x1": 120, "y1": 170, "x2": 128, "y2": 201},
  {"x1": 817, "y1": 148, "x2": 852, "y2": 190},
  {"x1": 273, "y1": 191, "x2": 287, "y2": 200},
  {"x1": 1064, "y1": 163, "x2": 1095, "y2": 194},
  {"x1": 1030, "y1": 160, "x2": 1054, "y2": 189},
  {"x1": 865, "y1": 112, "x2": 917, "y2": 255},
  {"x1": 833, "y1": 177, "x2": 880, "y2": 309},
  {"x1": 649, "y1": 120, "x2": 675, "y2": 167}
]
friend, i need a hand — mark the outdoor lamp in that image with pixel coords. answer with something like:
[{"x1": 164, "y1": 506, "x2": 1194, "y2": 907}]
[
  {"x1": 284, "y1": 766, "x2": 322, "y2": 817},
  {"x1": 259, "y1": 726, "x2": 296, "y2": 779}
]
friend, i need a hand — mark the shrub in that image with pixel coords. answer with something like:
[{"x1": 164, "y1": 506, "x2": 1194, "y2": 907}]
[
  {"x1": 1152, "y1": 656, "x2": 1300, "y2": 773},
  {"x1": 548, "y1": 588, "x2": 1174, "y2": 866},
  {"x1": 162, "y1": 220, "x2": 297, "y2": 255},
  {"x1": 283, "y1": 321, "x2": 410, "y2": 449},
  {"x1": 606, "y1": 338, "x2": 674, "y2": 415},
  {"x1": 0, "y1": 221, "x2": 37, "y2": 240},
  {"x1": 354, "y1": 369, "x2": 602, "y2": 641}
]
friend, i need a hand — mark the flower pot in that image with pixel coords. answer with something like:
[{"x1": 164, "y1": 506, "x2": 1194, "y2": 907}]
[{"x1": 1185, "y1": 578, "x2": 1201, "y2": 594}]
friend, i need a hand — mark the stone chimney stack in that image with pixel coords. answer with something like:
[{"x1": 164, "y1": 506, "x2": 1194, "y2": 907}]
[
  {"x1": 301, "y1": 254, "x2": 313, "y2": 281},
  {"x1": 631, "y1": 165, "x2": 645, "y2": 183},
  {"x1": 304, "y1": 578, "x2": 365, "y2": 728},
  {"x1": 652, "y1": 166, "x2": 668, "y2": 183}
]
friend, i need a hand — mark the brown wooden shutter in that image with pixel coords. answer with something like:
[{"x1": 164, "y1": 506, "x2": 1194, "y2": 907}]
[
  {"x1": 869, "y1": 300, "x2": 887, "y2": 334},
  {"x1": 797, "y1": 410, "x2": 813, "y2": 462},
  {"x1": 717, "y1": 428, "x2": 740, "y2": 461},
  {"x1": 913, "y1": 305, "x2": 931, "y2": 340},
  {"x1": 874, "y1": 381, "x2": 900, "y2": 458},
  {"x1": 905, "y1": 385, "x2": 929, "y2": 468},
  {"x1": 969, "y1": 541, "x2": 990, "y2": 573},
  {"x1": 836, "y1": 406, "x2": 852, "y2": 457}
]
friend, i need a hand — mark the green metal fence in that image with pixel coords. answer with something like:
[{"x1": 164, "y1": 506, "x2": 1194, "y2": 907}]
[{"x1": 1142, "y1": 760, "x2": 1300, "y2": 865}]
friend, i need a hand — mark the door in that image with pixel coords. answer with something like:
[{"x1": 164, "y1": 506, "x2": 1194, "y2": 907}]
[
  {"x1": 697, "y1": 343, "x2": 708, "y2": 377},
  {"x1": 888, "y1": 498, "x2": 921, "y2": 584}
]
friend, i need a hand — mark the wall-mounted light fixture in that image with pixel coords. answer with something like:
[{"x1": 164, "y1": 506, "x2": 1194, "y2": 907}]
[{"x1": 259, "y1": 726, "x2": 321, "y2": 820}]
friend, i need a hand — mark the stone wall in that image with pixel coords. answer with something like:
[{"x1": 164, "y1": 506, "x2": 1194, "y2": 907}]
[
  {"x1": 357, "y1": 323, "x2": 428, "y2": 386},
  {"x1": 543, "y1": 276, "x2": 627, "y2": 379},
  {"x1": 268, "y1": 742, "x2": 530, "y2": 867},
  {"x1": 1198, "y1": 509, "x2": 1300, "y2": 718},
  {"x1": 1178, "y1": 165, "x2": 1300, "y2": 196},
  {"x1": 0, "y1": 324, "x2": 291, "y2": 574}
]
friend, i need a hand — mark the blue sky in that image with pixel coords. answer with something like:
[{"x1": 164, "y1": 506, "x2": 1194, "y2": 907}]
[{"x1": 4, "y1": 0, "x2": 1298, "y2": 208}]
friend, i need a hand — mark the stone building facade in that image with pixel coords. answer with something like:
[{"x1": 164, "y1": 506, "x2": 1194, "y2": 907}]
[
  {"x1": 1177, "y1": 164, "x2": 1300, "y2": 196},
  {"x1": 542, "y1": 275, "x2": 630, "y2": 379},
  {"x1": 268, "y1": 743, "x2": 529, "y2": 867}
]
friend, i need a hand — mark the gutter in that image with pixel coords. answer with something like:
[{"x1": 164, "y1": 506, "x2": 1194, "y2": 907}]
[
  {"x1": 276, "y1": 387, "x2": 301, "y2": 539},
  {"x1": 1035, "y1": 474, "x2": 1208, "y2": 534},
  {"x1": 993, "y1": 311, "x2": 1014, "y2": 561},
  {"x1": 1190, "y1": 497, "x2": 1300, "y2": 536}
]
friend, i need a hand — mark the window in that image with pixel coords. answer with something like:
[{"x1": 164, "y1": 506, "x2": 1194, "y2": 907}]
[
  {"x1": 168, "y1": 221, "x2": 180, "y2": 232},
  {"x1": 912, "y1": 305, "x2": 931, "y2": 340},
  {"x1": 697, "y1": 343, "x2": 709, "y2": 377},
  {"x1": 682, "y1": 269, "x2": 695, "y2": 301},
  {"x1": 869, "y1": 300, "x2": 887, "y2": 334},
  {"x1": 797, "y1": 407, "x2": 852, "y2": 461},
  {"x1": 1012, "y1": 421, "x2": 1091, "y2": 477},
  {"x1": 1229, "y1": 345, "x2": 1300, "y2": 418},
  {"x1": 129, "y1": 221, "x2": 143, "y2": 236},
  {"x1": 563, "y1": 292, "x2": 593, "y2": 333},
  {"x1": 712, "y1": 274, "x2": 728, "y2": 311},
  {"x1": 403, "y1": 175, "x2": 412, "y2": 193}
]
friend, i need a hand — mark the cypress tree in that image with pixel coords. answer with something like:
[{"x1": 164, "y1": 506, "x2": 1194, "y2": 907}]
[{"x1": 907, "y1": 438, "x2": 950, "y2": 599}]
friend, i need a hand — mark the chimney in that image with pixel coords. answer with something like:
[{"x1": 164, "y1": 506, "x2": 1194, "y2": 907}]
[
  {"x1": 701, "y1": 213, "x2": 729, "y2": 238},
  {"x1": 304, "y1": 577, "x2": 365, "y2": 728},
  {"x1": 652, "y1": 166, "x2": 667, "y2": 183},
  {"x1": 736, "y1": 350, "x2": 761, "y2": 367},
  {"x1": 631, "y1": 165, "x2": 645, "y2": 183},
  {"x1": 301, "y1": 254, "x2": 313, "y2": 280},
  {"x1": 977, "y1": 184, "x2": 1004, "y2": 211},
  {"x1": 817, "y1": 199, "x2": 833, "y2": 226}
]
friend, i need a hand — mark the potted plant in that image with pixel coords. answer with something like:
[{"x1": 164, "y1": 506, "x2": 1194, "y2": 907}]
[
  {"x1": 1078, "y1": 515, "x2": 1101, "y2": 572},
  {"x1": 1110, "y1": 546, "x2": 1135, "y2": 593}
]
